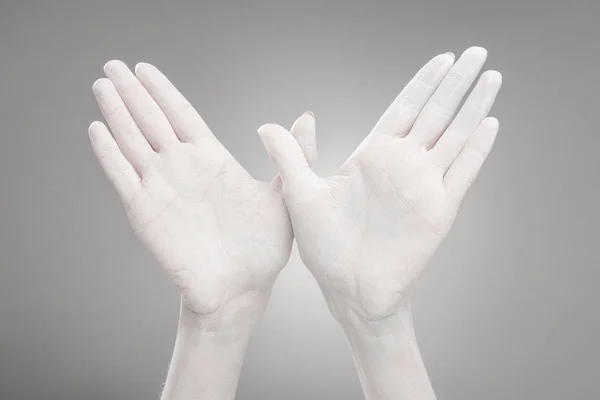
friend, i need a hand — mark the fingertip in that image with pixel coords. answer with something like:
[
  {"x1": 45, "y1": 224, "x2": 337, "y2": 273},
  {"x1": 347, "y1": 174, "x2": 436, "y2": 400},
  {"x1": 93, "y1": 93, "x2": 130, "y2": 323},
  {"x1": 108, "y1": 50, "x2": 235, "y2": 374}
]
[
  {"x1": 103, "y1": 60, "x2": 117, "y2": 73},
  {"x1": 444, "y1": 51, "x2": 455, "y2": 59},
  {"x1": 257, "y1": 124, "x2": 273, "y2": 142},
  {"x1": 257, "y1": 123, "x2": 284, "y2": 136},
  {"x1": 440, "y1": 52, "x2": 456, "y2": 67},
  {"x1": 87, "y1": 121, "x2": 107, "y2": 145},
  {"x1": 485, "y1": 116, "x2": 500, "y2": 130},
  {"x1": 134, "y1": 62, "x2": 151, "y2": 75},
  {"x1": 298, "y1": 112, "x2": 316, "y2": 129},
  {"x1": 103, "y1": 59, "x2": 127, "y2": 76},
  {"x1": 92, "y1": 77, "x2": 110, "y2": 93},
  {"x1": 432, "y1": 52, "x2": 454, "y2": 66},
  {"x1": 483, "y1": 70, "x2": 503, "y2": 86},
  {"x1": 88, "y1": 120, "x2": 101, "y2": 134},
  {"x1": 292, "y1": 112, "x2": 315, "y2": 129},
  {"x1": 92, "y1": 78, "x2": 102, "y2": 93},
  {"x1": 460, "y1": 46, "x2": 488, "y2": 66},
  {"x1": 256, "y1": 123, "x2": 270, "y2": 135},
  {"x1": 465, "y1": 46, "x2": 488, "y2": 57},
  {"x1": 292, "y1": 112, "x2": 317, "y2": 163}
]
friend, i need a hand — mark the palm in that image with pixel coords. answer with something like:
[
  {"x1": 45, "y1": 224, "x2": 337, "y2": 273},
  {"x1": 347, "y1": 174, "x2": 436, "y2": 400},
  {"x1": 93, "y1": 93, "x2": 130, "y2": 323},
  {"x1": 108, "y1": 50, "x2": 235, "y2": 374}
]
[
  {"x1": 124, "y1": 142, "x2": 288, "y2": 313},
  {"x1": 89, "y1": 60, "x2": 315, "y2": 316},
  {"x1": 350, "y1": 134, "x2": 450, "y2": 235},
  {"x1": 289, "y1": 137, "x2": 450, "y2": 318}
]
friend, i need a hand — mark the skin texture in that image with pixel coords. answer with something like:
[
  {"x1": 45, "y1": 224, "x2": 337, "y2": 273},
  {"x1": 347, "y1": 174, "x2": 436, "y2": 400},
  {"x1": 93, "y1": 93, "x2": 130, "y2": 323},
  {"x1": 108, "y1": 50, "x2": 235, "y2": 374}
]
[
  {"x1": 258, "y1": 46, "x2": 502, "y2": 399},
  {"x1": 89, "y1": 61, "x2": 316, "y2": 399}
]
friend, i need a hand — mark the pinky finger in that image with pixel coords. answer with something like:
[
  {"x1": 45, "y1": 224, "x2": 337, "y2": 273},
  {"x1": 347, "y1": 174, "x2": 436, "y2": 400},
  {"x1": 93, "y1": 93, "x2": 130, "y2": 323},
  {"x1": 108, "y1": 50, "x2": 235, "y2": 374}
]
[
  {"x1": 443, "y1": 117, "x2": 499, "y2": 206},
  {"x1": 88, "y1": 121, "x2": 141, "y2": 204}
]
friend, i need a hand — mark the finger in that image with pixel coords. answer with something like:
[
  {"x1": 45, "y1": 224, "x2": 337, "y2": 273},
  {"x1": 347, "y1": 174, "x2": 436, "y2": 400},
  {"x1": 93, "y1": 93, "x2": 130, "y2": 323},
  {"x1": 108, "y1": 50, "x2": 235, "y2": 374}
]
[
  {"x1": 134, "y1": 62, "x2": 213, "y2": 143},
  {"x1": 290, "y1": 111, "x2": 317, "y2": 165},
  {"x1": 407, "y1": 46, "x2": 488, "y2": 148},
  {"x1": 258, "y1": 123, "x2": 319, "y2": 197},
  {"x1": 368, "y1": 53, "x2": 455, "y2": 140},
  {"x1": 432, "y1": 70, "x2": 502, "y2": 171},
  {"x1": 269, "y1": 111, "x2": 317, "y2": 190},
  {"x1": 92, "y1": 78, "x2": 155, "y2": 174},
  {"x1": 88, "y1": 121, "x2": 141, "y2": 204},
  {"x1": 103, "y1": 60, "x2": 179, "y2": 151},
  {"x1": 443, "y1": 117, "x2": 499, "y2": 206}
]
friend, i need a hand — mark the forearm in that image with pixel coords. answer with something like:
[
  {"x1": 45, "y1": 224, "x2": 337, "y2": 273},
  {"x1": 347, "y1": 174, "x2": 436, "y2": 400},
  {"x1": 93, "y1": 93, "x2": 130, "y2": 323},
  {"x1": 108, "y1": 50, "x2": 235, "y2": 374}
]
[
  {"x1": 160, "y1": 299, "x2": 261, "y2": 400},
  {"x1": 341, "y1": 300, "x2": 436, "y2": 400}
]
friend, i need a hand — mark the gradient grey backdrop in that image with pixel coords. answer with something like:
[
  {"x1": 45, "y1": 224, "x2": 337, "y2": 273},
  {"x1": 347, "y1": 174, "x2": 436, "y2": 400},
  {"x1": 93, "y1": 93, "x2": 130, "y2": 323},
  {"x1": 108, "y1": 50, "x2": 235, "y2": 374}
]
[{"x1": 0, "y1": 1, "x2": 598, "y2": 399}]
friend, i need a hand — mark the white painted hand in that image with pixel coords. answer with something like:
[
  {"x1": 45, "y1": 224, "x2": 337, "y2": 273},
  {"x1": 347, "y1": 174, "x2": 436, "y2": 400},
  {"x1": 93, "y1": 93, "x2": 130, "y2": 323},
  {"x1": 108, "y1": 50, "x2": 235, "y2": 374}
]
[
  {"x1": 257, "y1": 47, "x2": 502, "y2": 325},
  {"x1": 89, "y1": 61, "x2": 316, "y2": 326}
]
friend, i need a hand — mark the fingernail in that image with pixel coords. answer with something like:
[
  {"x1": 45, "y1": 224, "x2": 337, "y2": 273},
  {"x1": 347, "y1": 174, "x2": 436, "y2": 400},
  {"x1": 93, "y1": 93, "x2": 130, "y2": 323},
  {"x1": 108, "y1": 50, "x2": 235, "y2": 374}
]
[
  {"x1": 103, "y1": 59, "x2": 122, "y2": 76},
  {"x1": 445, "y1": 52, "x2": 455, "y2": 58},
  {"x1": 303, "y1": 111, "x2": 315, "y2": 118},
  {"x1": 257, "y1": 124, "x2": 270, "y2": 135},
  {"x1": 134, "y1": 62, "x2": 146, "y2": 74}
]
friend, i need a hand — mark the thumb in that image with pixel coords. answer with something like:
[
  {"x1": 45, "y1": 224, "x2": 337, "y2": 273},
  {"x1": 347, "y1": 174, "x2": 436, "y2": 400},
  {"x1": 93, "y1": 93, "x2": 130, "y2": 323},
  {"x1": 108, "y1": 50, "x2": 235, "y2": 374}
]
[
  {"x1": 290, "y1": 111, "x2": 317, "y2": 166},
  {"x1": 258, "y1": 123, "x2": 317, "y2": 196}
]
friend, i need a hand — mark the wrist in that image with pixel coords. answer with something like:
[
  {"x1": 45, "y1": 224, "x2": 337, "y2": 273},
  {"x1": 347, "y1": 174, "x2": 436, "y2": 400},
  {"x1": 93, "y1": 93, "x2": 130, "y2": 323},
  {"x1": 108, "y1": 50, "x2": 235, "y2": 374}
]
[
  {"x1": 324, "y1": 291, "x2": 412, "y2": 337},
  {"x1": 337, "y1": 299, "x2": 437, "y2": 400},
  {"x1": 180, "y1": 289, "x2": 270, "y2": 335},
  {"x1": 161, "y1": 299, "x2": 260, "y2": 400}
]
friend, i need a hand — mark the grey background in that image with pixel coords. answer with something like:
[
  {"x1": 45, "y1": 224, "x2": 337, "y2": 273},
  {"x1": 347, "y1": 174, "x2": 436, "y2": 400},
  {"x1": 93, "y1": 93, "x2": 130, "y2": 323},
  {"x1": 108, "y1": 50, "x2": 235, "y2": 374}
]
[{"x1": 0, "y1": 0, "x2": 598, "y2": 399}]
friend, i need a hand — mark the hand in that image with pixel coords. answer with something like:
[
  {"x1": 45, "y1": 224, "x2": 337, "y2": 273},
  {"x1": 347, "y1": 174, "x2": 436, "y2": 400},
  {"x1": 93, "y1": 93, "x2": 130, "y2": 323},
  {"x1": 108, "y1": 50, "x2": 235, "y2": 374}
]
[
  {"x1": 257, "y1": 47, "x2": 502, "y2": 327},
  {"x1": 89, "y1": 60, "x2": 316, "y2": 329}
]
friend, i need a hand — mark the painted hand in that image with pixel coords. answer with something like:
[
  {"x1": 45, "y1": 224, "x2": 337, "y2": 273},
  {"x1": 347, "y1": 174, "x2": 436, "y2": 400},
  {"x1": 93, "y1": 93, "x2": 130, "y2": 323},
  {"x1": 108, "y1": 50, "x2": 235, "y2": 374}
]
[
  {"x1": 89, "y1": 61, "x2": 316, "y2": 327},
  {"x1": 257, "y1": 47, "x2": 501, "y2": 325}
]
